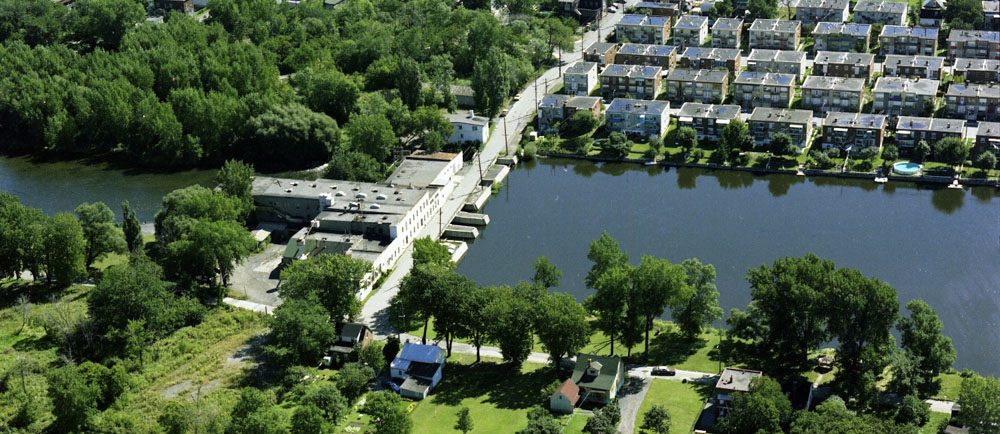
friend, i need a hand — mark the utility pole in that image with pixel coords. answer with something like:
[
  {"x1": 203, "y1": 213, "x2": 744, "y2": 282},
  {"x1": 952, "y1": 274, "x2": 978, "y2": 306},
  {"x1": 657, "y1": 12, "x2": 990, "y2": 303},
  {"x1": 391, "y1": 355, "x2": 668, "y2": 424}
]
[
  {"x1": 477, "y1": 151, "x2": 484, "y2": 184},
  {"x1": 503, "y1": 116, "x2": 509, "y2": 155}
]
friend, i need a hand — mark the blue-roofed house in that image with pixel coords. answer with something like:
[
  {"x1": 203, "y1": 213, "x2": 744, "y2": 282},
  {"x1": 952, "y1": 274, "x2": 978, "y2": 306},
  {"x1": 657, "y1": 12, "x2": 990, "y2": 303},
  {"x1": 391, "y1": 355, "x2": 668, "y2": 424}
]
[
  {"x1": 879, "y1": 26, "x2": 938, "y2": 56},
  {"x1": 606, "y1": 98, "x2": 671, "y2": 138},
  {"x1": 812, "y1": 22, "x2": 872, "y2": 52},
  {"x1": 617, "y1": 14, "x2": 671, "y2": 44},
  {"x1": 391, "y1": 342, "x2": 446, "y2": 400},
  {"x1": 732, "y1": 72, "x2": 797, "y2": 110}
]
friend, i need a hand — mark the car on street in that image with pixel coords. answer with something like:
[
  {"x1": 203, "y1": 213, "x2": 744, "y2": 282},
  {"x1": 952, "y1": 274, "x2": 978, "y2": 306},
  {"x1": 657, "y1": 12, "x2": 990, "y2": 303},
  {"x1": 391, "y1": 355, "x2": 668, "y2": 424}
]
[{"x1": 651, "y1": 366, "x2": 676, "y2": 376}]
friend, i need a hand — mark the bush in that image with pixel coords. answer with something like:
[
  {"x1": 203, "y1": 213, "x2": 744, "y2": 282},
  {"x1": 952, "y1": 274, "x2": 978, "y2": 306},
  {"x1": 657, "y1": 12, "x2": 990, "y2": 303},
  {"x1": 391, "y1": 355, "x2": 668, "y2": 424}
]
[
  {"x1": 809, "y1": 150, "x2": 834, "y2": 169},
  {"x1": 522, "y1": 143, "x2": 538, "y2": 161},
  {"x1": 825, "y1": 147, "x2": 842, "y2": 159},
  {"x1": 882, "y1": 144, "x2": 899, "y2": 162}
]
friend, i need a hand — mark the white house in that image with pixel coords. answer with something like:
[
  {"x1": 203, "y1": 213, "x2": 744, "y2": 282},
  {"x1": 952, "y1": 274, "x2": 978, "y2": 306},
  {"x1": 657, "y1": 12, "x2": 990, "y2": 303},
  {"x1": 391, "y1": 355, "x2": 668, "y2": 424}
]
[
  {"x1": 390, "y1": 343, "x2": 446, "y2": 400},
  {"x1": 446, "y1": 111, "x2": 490, "y2": 145}
]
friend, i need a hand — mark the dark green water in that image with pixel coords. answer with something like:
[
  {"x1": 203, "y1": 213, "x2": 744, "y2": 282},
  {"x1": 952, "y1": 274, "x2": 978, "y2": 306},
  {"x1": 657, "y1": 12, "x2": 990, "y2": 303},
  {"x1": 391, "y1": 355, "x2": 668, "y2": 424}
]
[
  {"x1": 0, "y1": 156, "x2": 215, "y2": 221},
  {"x1": 457, "y1": 158, "x2": 1000, "y2": 374}
]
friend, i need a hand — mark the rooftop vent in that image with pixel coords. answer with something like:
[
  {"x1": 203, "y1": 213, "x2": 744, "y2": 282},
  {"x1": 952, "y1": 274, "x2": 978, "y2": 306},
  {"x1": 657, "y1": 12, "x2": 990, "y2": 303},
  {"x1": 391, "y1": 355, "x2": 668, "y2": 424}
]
[
  {"x1": 285, "y1": 189, "x2": 293, "y2": 193},
  {"x1": 370, "y1": 204, "x2": 381, "y2": 209},
  {"x1": 291, "y1": 182, "x2": 299, "y2": 186}
]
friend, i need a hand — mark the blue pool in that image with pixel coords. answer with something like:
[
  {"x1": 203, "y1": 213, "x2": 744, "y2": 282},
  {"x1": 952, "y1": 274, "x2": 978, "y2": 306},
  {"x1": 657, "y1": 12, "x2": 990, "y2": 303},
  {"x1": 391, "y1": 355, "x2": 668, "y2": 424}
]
[{"x1": 893, "y1": 161, "x2": 922, "y2": 176}]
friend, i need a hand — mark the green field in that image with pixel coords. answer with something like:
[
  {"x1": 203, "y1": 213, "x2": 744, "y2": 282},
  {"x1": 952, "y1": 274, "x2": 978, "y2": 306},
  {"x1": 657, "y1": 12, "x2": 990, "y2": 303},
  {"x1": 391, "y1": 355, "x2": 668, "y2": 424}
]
[{"x1": 635, "y1": 380, "x2": 708, "y2": 434}]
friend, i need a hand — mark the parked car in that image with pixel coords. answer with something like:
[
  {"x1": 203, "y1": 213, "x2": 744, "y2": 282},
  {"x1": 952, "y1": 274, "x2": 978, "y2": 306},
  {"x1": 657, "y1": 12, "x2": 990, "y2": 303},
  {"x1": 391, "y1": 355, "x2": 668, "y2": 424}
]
[
  {"x1": 513, "y1": 95, "x2": 521, "y2": 101},
  {"x1": 651, "y1": 366, "x2": 676, "y2": 376}
]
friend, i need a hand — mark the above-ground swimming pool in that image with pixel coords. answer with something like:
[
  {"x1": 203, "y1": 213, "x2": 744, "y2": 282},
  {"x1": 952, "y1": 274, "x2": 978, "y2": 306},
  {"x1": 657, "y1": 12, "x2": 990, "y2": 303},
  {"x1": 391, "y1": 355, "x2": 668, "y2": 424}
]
[{"x1": 893, "y1": 161, "x2": 922, "y2": 176}]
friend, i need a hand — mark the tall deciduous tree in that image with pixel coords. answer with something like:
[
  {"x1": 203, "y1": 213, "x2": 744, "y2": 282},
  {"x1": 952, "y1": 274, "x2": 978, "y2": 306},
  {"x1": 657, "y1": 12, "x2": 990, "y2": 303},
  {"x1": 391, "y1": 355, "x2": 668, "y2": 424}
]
[
  {"x1": 897, "y1": 299, "x2": 956, "y2": 396},
  {"x1": 267, "y1": 295, "x2": 335, "y2": 367},
  {"x1": 533, "y1": 256, "x2": 562, "y2": 289},
  {"x1": 472, "y1": 47, "x2": 512, "y2": 118},
  {"x1": 674, "y1": 258, "x2": 723, "y2": 338},
  {"x1": 120, "y1": 201, "x2": 143, "y2": 255},
  {"x1": 347, "y1": 113, "x2": 397, "y2": 162},
  {"x1": 412, "y1": 237, "x2": 452, "y2": 268},
  {"x1": 71, "y1": 0, "x2": 145, "y2": 50},
  {"x1": 587, "y1": 266, "x2": 631, "y2": 356},
  {"x1": 534, "y1": 292, "x2": 589, "y2": 368},
  {"x1": 957, "y1": 374, "x2": 1000, "y2": 433},
  {"x1": 216, "y1": 159, "x2": 256, "y2": 217},
  {"x1": 43, "y1": 212, "x2": 86, "y2": 286},
  {"x1": 585, "y1": 231, "x2": 630, "y2": 289},
  {"x1": 717, "y1": 377, "x2": 792, "y2": 434},
  {"x1": 484, "y1": 285, "x2": 536, "y2": 367},
  {"x1": 280, "y1": 253, "x2": 372, "y2": 324},
  {"x1": 0, "y1": 193, "x2": 45, "y2": 279},
  {"x1": 632, "y1": 256, "x2": 690, "y2": 355},
  {"x1": 75, "y1": 201, "x2": 126, "y2": 269},
  {"x1": 166, "y1": 219, "x2": 256, "y2": 296}
]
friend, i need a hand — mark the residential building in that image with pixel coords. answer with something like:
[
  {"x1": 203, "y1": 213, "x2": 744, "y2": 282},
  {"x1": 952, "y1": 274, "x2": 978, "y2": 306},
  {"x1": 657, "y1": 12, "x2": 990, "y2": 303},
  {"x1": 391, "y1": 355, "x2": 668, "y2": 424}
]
[
  {"x1": 550, "y1": 380, "x2": 581, "y2": 414},
  {"x1": 947, "y1": 30, "x2": 1000, "y2": 60},
  {"x1": 852, "y1": 0, "x2": 908, "y2": 25},
  {"x1": 154, "y1": 0, "x2": 193, "y2": 13},
  {"x1": 558, "y1": 0, "x2": 605, "y2": 20},
  {"x1": 564, "y1": 61, "x2": 599, "y2": 96},
  {"x1": 879, "y1": 26, "x2": 938, "y2": 56},
  {"x1": 568, "y1": 355, "x2": 626, "y2": 405},
  {"x1": 800, "y1": 76, "x2": 865, "y2": 114},
  {"x1": 746, "y1": 49, "x2": 807, "y2": 79},
  {"x1": 600, "y1": 64, "x2": 663, "y2": 99},
  {"x1": 712, "y1": 18, "x2": 743, "y2": 48},
  {"x1": 985, "y1": 1, "x2": 1000, "y2": 30},
  {"x1": 795, "y1": 0, "x2": 850, "y2": 27},
  {"x1": 748, "y1": 19, "x2": 802, "y2": 50},
  {"x1": 946, "y1": 84, "x2": 1000, "y2": 122},
  {"x1": 974, "y1": 121, "x2": 1000, "y2": 154},
  {"x1": 616, "y1": 43, "x2": 678, "y2": 69},
  {"x1": 895, "y1": 116, "x2": 966, "y2": 149},
  {"x1": 605, "y1": 98, "x2": 671, "y2": 138},
  {"x1": 813, "y1": 22, "x2": 872, "y2": 52},
  {"x1": 821, "y1": 112, "x2": 888, "y2": 150},
  {"x1": 446, "y1": 111, "x2": 490, "y2": 144},
  {"x1": 328, "y1": 323, "x2": 374, "y2": 361},
  {"x1": 617, "y1": 14, "x2": 671, "y2": 44},
  {"x1": 919, "y1": 0, "x2": 947, "y2": 26},
  {"x1": 733, "y1": 72, "x2": 797, "y2": 110},
  {"x1": 635, "y1": 1, "x2": 680, "y2": 17},
  {"x1": 583, "y1": 42, "x2": 620, "y2": 65},
  {"x1": 663, "y1": 68, "x2": 730, "y2": 104},
  {"x1": 537, "y1": 95, "x2": 603, "y2": 134},
  {"x1": 872, "y1": 77, "x2": 940, "y2": 117},
  {"x1": 882, "y1": 55, "x2": 945, "y2": 80},
  {"x1": 714, "y1": 368, "x2": 764, "y2": 416},
  {"x1": 748, "y1": 108, "x2": 814, "y2": 148},
  {"x1": 952, "y1": 58, "x2": 1000, "y2": 83},
  {"x1": 813, "y1": 51, "x2": 876, "y2": 82},
  {"x1": 677, "y1": 47, "x2": 742, "y2": 75},
  {"x1": 450, "y1": 84, "x2": 475, "y2": 109},
  {"x1": 672, "y1": 15, "x2": 710, "y2": 48},
  {"x1": 675, "y1": 103, "x2": 742, "y2": 142},
  {"x1": 391, "y1": 343, "x2": 446, "y2": 400}
]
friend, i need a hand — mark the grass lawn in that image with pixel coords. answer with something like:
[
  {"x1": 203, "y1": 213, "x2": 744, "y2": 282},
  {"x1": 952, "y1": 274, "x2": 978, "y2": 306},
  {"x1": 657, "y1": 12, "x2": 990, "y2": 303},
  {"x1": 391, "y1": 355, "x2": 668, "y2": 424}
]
[
  {"x1": 635, "y1": 380, "x2": 708, "y2": 434},
  {"x1": 932, "y1": 373, "x2": 963, "y2": 401},
  {"x1": 921, "y1": 411, "x2": 951, "y2": 434},
  {"x1": 564, "y1": 411, "x2": 591, "y2": 434}
]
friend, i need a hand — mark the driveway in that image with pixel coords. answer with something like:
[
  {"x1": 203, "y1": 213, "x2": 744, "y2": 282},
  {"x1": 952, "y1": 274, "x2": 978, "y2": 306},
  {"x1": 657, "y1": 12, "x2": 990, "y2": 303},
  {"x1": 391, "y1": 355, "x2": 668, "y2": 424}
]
[
  {"x1": 229, "y1": 243, "x2": 285, "y2": 307},
  {"x1": 617, "y1": 376, "x2": 652, "y2": 434}
]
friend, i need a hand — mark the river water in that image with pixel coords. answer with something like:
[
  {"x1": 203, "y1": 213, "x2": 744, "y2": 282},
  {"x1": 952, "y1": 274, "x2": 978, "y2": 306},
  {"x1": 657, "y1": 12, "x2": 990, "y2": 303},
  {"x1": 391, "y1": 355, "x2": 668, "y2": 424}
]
[{"x1": 456, "y1": 158, "x2": 1000, "y2": 374}]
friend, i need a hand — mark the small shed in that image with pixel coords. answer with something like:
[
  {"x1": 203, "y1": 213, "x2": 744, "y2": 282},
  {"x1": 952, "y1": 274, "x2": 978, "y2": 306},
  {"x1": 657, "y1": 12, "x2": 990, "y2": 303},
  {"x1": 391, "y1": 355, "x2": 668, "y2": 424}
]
[{"x1": 550, "y1": 379, "x2": 581, "y2": 414}]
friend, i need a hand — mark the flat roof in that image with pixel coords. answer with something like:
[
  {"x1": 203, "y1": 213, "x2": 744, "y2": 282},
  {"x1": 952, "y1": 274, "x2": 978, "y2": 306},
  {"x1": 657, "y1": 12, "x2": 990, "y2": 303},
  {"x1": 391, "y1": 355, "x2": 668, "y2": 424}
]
[
  {"x1": 880, "y1": 25, "x2": 938, "y2": 38},
  {"x1": 680, "y1": 47, "x2": 741, "y2": 61},
  {"x1": 947, "y1": 30, "x2": 1000, "y2": 43},
  {"x1": 747, "y1": 49, "x2": 806, "y2": 63},
  {"x1": 748, "y1": 19, "x2": 802, "y2": 33},
  {"x1": 674, "y1": 15, "x2": 709, "y2": 29},
  {"x1": 715, "y1": 368, "x2": 763, "y2": 393},
  {"x1": 814, "y1": 51, "x2": 876, "y2": 65},
  {"x1": 873, "y1": 76, "x2": 940, "y2": 96},
  {"x1": 635, "y1": 1, "x2": 678, "y2": 9},
  {"x1": 897, "y1": 116, "x2": 966, "y2": 133},
  {"x1": 385, "y1": 153, "x2": 461, "y2": 188},
  {"x1": 618, "y1": 43, "x2": 678, "y2": 57},
  {"x1": 749, "y1": 107, "x2": 814, "y2": 123},
  {"x1": 813, "y1": 21, "x2": 871, "y2": 36},
  {"x1": 985, "y1": 0, "x2": 1000, "y2": 12},
  {"x1": 953, "y1": 58, "x2": 1000, "y2": 72},
  {"x1": 978, "y1": 121, "x2": 1000, "y2": 138},
  {"x1": 802, "y1": 75, "x2": 866, "y2": 91},
  {"x1": 619, "y1": 14, "x2": 670, "y2": 27},
  {"x1": 946, "y1": 83, "x2": 1000, "y2": 98},
  {"x1": 854, "y1": 0, "x2": 908, "y2": 13},
  {"x1": 712, "y1": 17, "x2": 744, "y2": 31},
  {"x1": 734, "y1": 71, "x2": 797, "y2": 86},
  {"x1": 584, "y1": 42, "x2": 619, "y2": 55},
  {"x1": 796, "y1": 0, "x2": 849, "y2": 8},
  {"x1": 566, "y1": 96, "x2": 602, "y2": 109},
  {"x1": 606, "y1": 98, "x2": 670, "y2": 115},
  {"x1": 539, "y1": 94, "x2": 571, "y2": 109},
  {"x1": 884, "y1": 54, "x2": 945, "y2": 69},
  {"x1": 824, "y1": 111, "x2": 887, "y2": 128},
  {"x1": 446, "y1": 111, "x2": 490, "y2": 126},
  {"x1": 566, "y1": 61, "x2": 598, "y2": 75},
  {"x1": 676, "y1": 102, "x2": 741, "y2": 119},
  {"x1": 665, "y1": 68, "x2": 729, "y2": 83},
  {"x1": 601, "y1": 63, "x2": 662, "y2": 78}
]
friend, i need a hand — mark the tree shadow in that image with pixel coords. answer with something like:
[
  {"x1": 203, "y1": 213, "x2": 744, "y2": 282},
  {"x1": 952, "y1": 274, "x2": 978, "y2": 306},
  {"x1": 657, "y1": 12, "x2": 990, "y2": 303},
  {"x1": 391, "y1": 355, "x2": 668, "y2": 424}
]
[
  {"x1": 429, "y1": 361, "x2": 557, "y2": 410},
  {"x1": 643, "y1": 328, "x2": 709, "y2": 366}
]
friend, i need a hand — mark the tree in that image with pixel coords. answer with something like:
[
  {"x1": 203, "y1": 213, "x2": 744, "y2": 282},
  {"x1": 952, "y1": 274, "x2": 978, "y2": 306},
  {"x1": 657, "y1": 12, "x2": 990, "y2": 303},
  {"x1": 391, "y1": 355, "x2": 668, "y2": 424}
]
[
  {"x1": 720, "y1": 119, "x2": 752, "y2": 153},
  {"x1": 519, "y1": 407, "x2": 562, "y2": 434},
  {"x1": 413, "y1": 237, "x2": 452, "y2": 268},
  {"x1": 472, "y1": 48, "x2": 512, "y2": 118},
  {"x1": 291, "y1": 404, "x2": 326, "y2": 434},
  {"x1": 227, "y1": 388, "x2": 286, "y2": 434},
  {"x1": 913, "y1": 140, "x2": 931, "y2": 163},
  {"x1": 454, "y1": 285, "x2": 494, "y2": 362},
  {"x1": 216, "y1": 159, "x2": 255, "y2": 216},
  {"x1": 604, "y1": 132, "x2": 631, "y2": 160},
  {"x1": 326, "y1": 150, "x2": 385, "y2": 182},
  {"x1": 897, "y1": 299, "x2": 956, "y2": 396},
  {"x1": 673, "y1": 258, "x2": 723, "y2": 338},
  {"x1": 120, "y1": 201, "x2": 143, "y2": 255},
  {"x1": 640, "y1": 405, "x2": 671, "y2": 434},
  {"x1": 748, "y1": 0, "x2": 777, "y2": 18},
  {"x1": 534, "y1": 292, "x2": 589, "y2": 368},
  {"x1": 887, "y1": 350, "x2": 922, "y2": 397},
  {"x1": 957, "y1": 374, "x2": 1000, "y2": 433},
  {"x1": 267, "y1": 296, "x2": 335, "y2": 367},
  {"x1": 932, "y1": 137, "x2": 969, "y2": 166},
  {"x1": 586, "y1": 265, "x2": 631, "y2": 356},
  {"x1": 790, "y1": 396, "x2": 913, "y2": 434},
  {"x1": 75, "y1": 202, "x2": 126, "y2": 269},
  {"x1": 293, "y1": 67, "x2": 360, "y2": 124},
  {"x1": 244, "y1": 102, "x2": 340, "y2": 169},
  {"x1": 399, "y1": 106, "x2": 453, "y2": 151},
  {"x1": 533, "y1": 256, "x2": 562, "y2": 289},
  {"x1": 585, "y1": 231, "x2": 630, "y2": 289},
  {"x1": 383, "y1": 335, "x2": 401, "y2": 364},
  {"x1": 632, "y1": 255, "x2": 690, "y2": 355},
  {"x1": 975, "y1": 151, "x2": 997, "y2": 173},
  {"x1": 945, "y1": 0, "x2": 985, "y2": 29},
  {"x1": 484, "y1": 285, "x2": 536, "y2": 366},
  {"x1": 882, "y1": 144, "x2": 899, "y2": 162},
  {"x1": 71, "y1": 0, "x2": 145, "y2": 50},
  {"x1": 48, "y1": 364, "x2": 100, "y2": 433},
  {"x1": 711, "y1": 0, "x2": 734, "y2": 18},
  {"x1": 358, "y1": 340, "x2": 386, "y2": 371},
  {"x1": 154, "y1": 185, "x2": 247, "y2": 244},
  {"x1": 301, "y1": 383, "x2": 348, "y2": 424},
  {"x1": 717, "y1": 377, "x2": 792, "y2": 434},
  {"x1": 0, "y1": 194, "x2": 45, "y2": 280},
  {"x1": 166, "y1": 219, "x2": 256, "y2": 294},
  {"x1": 347, "y1": 113, "x2": 397, "y2": 162},
  {"x1": 561, "y1": 110, "x2": 599, "y2": 137},
  {"x1": 455, "y1": 407, "x2": 473, "y2": 434},
  {"x1": 677, "y1": 126, "x2": 698, "y2": 151},
  {"x1": 585, "y1": 401, "x2": 621, "y2": 434},
  {"x1": 43, "y1": 212, "x2": 86, "y2": 286},
  {"x1": 361, "y1": 391, "x2": 412, "y2": 434},
  {"x1": 895, "y1": 394, "x2": 929, "y2": 427},
  {"x1": 338, "y1": 363, "x2": 375, "y2": 403},
  {"x1": 280, "y1": 253, "x2": 372, "y2": 323},
  {"x1": 394, "y1": 263, "x2": 453, "y2": 343}
]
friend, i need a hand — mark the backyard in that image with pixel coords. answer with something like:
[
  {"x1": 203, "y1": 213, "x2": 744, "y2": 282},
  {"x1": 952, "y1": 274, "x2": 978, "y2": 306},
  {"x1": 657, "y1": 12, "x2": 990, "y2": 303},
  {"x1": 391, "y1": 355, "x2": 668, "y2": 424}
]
[{"x1": 635, "y1": 379, "x2": 709, "y2": 434}]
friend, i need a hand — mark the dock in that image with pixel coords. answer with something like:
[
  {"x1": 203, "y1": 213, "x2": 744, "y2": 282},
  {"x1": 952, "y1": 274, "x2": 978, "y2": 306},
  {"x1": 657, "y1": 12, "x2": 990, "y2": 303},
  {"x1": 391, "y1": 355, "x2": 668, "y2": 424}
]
[
  {"x1": 480, "y1": 164, "x2": 511, "y2": 187},
  {"x1": 453, "y1": 212, "x2": 490, "y2": 226},
  {"x1": 443, "y1": 224, "x2": 479, "y2": 240},
  {"x1": 497, "y1": 155, "x2": 519, "y2": 166},
  {"x1": 463, "y1": 187, "x2": 491, "y2": 212}
]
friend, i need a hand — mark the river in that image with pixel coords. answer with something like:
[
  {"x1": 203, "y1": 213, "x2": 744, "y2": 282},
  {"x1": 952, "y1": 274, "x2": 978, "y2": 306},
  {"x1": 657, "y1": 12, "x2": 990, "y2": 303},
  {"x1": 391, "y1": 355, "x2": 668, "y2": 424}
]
[{"x1": 456, "y1": 158, "x2": 1000, "y2": 375}]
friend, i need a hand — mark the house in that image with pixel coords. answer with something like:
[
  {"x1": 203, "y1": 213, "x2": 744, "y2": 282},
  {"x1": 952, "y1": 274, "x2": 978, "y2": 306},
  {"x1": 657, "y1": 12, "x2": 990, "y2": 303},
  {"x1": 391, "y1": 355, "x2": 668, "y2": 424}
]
[
  {"x1": 879, "y1": 26, "x2": 938, "y2": 56},
  {"x1": 615, "y1": 43, "x2": 678, "y2": 69},
  {"x1": 748, "y1": 108, "x2": 814, "y2": 148},
  {"x1": 746, "y1": 49, "x2": 807, "y2": 80},
  {"x1": 813, "y1": 51, "x2": 876, "y2": 82},
  {"x1": 565, "y1": 61, "x2": 600, "y2": 96},
  {"x1": 800, "y1": 76, "x2": 865, "y2": 114},
  {"x1": 919, "y1": 0, "x2": 947, "y2": 26},
  {"x1": 583, "y1": 42, "x2": 620, "y2": 66},
  {"x1": 733, "y1": 72, "x2": 797, "y2": 110},
  {"x1": 450, "y1": 84, "x2": 476, "y2": 109},
  {"x1": 872, "y1": 77, "x2": 940, "y2": 117},
  {"x1": 974, "y1": 121, "x2": 1000, "y2": 154},
  {"x1": 812, "y1": 22, "x2": 872, "y2": 52},
  {"x1": 537, "y1": 95, "x2": 604, "y2": 134},
  {"x1": 794, "y1": 0, "x2": 850, "y2": 27},
  {"x1": 713, "y1": 368, "x2": 764, "y2": 416},
  {"x1": 663, "y1": 69, "x2": 730, "y2": 104},
  {"x1": 600, "y1": 64, "x2": 663, "y2": 100},
  {"x1": 672, "y1": 15, "x2": 710, "y2": 48},
  {"x1": 617, "y1": 14, "x2": 671, "y2": 44},
  {"x1": 550, "y1": 379, "x2": 581, "y2": 414},
  {"x1": 329, "y1": 322, "x2": 374, "y2": 360},
  {"x1": 986, "y1": 1, "x2": 1000, "y2": 30},
  {"x1": 558, "y1": 0, "x2": 605, "y2": 20},
  {"x1": 748, "y1": 19, "x2": 802, "y2": 50},
  {"x1": 677, "y1": 47, "x2": 743, "y2": 75},
  {"x1": 390, "y1": 342, "x2": 446, "y2": 400},
  {"x1": 605, "y1": 98, "x2": 671, "y2": 138},
  {"x1": 852, "y1": 0, "x2": 908, "y2": 25},
  {"x1": 570, "y1": 354, "x2": 627, "y2": 405},
  {"x1": 446, "y1": 111, "x2": 490, "y2": 145},
  {"x1": 952, "y1": 58, "x2": 1000, "y2": 83},
  {"x1": 947, "y1": 30, "x2": 1000, "y2": 61},
  {"x1": 821, "y1": 112, "x2": 887, "y2": 150},
  {"x1": 635, "y1": 1, "x2": 680, "y2": 17},
  {"x1": 675, "y1": 102, "x2": 741, "y2": 142},
  {"x1": 882, "y1": 55, "x2": 946, "y2": 80},
  {"x1": 895, "y1": 116, "x2": 966, "y2": 149},
  {"x1": 712, "y1": 18, "x2": 744, "y2": 48},
  {"x1": 946, "y1": 84, "x2": 1000, "y2": 122},
  {"x1": 154, "y1": 0, "x2": 193, "y2": 13}
]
